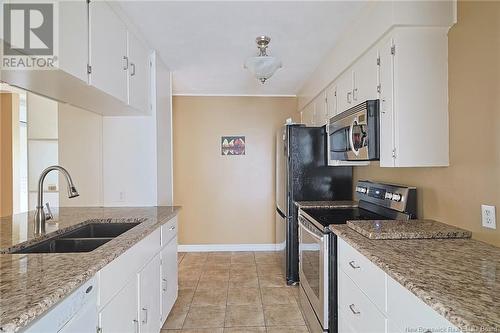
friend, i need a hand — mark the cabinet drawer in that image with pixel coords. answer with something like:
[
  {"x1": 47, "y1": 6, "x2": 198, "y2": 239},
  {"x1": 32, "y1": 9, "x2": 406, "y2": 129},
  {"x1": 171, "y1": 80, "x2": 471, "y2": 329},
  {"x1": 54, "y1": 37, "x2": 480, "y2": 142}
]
[
  {"x1": 338, "y1": 269, "x2": 387, "y2": 333},
  {"x1": 338, "y1": 238, "x2": 386, "y2": 312},
  {"x1": 99, "y1": 227, "x2": 161, "y2": 307},
  {"x1": 387, "y1": 276, "x2": 459, "y2": 332},
  {"x1": 161, "y1": 217, "x2": 178, "y2": 246}
]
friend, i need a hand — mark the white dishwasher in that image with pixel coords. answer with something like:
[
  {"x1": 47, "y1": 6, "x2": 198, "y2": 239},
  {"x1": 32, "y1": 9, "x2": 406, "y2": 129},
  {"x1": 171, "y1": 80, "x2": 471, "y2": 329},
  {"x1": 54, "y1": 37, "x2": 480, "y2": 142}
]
[{"x1": 24, "y1": 276, "x2": 98, "y2": 333}]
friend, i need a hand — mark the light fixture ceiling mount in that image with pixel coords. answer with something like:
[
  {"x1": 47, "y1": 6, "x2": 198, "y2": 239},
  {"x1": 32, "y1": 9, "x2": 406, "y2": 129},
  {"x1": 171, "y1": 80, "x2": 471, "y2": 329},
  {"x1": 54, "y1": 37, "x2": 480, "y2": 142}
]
[{"x1": 244, "y1": 35, "x2": 282, "y2": 84}]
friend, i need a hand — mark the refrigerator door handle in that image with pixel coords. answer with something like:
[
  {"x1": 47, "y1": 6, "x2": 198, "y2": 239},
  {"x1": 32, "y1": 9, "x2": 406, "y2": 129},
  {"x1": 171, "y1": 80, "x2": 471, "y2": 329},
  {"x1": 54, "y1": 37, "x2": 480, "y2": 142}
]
[{"x1": 276, "y1": 208, "x2": 287, "y2": 219}]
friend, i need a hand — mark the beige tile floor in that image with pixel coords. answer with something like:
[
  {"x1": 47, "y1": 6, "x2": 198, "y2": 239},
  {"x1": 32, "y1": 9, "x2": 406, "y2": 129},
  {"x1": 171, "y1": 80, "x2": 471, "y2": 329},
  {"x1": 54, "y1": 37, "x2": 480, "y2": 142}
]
[{"x1": 161, "y1": 251, "x2": 310, "y2": 333}]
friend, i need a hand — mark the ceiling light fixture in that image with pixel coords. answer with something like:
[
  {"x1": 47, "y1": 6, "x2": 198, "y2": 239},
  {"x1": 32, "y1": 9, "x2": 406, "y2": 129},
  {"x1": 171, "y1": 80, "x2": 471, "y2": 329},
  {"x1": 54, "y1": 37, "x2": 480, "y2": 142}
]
[{"x1": 244, "y1": 36, "x2": 282, "y2": 84}]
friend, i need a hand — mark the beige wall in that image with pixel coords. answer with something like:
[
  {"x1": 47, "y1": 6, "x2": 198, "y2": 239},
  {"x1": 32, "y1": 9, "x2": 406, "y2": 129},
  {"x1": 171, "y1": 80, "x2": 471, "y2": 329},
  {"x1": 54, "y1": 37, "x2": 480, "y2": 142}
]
[
  {"x1": 353, "y1": 1, "x2": 500, "y2": 246},
  {"x1": 173, "y1": 96, "x2": 297, "y2": 245}
]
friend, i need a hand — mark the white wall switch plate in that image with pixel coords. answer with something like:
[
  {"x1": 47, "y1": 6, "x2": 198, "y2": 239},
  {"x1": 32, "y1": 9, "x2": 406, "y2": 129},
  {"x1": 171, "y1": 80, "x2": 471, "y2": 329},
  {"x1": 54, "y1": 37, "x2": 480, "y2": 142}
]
[{"x1": 481, "y1": 205, "x2": 496, "y2": 229}]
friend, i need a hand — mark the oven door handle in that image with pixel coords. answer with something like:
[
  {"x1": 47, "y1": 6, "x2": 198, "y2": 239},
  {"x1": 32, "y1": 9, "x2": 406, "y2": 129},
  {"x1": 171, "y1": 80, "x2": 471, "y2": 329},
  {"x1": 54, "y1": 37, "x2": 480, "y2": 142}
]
[{"x1": 298, "y1": 218, "x2": 323, "y2": 241}]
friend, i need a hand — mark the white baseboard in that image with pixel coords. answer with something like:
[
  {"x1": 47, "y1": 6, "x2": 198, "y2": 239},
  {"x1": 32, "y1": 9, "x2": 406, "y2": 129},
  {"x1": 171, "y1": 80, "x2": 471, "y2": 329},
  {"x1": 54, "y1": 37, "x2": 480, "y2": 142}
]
[{"x1": 178, "y1": 243, "x2": 281, "y2": 252}]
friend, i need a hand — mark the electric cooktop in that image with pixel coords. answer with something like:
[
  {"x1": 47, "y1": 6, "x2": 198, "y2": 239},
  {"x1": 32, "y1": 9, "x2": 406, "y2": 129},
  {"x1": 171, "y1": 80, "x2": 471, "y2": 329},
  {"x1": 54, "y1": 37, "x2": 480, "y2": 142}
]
[{"x1": 301, "y1": 207, "x2": 386, "y2": 227}]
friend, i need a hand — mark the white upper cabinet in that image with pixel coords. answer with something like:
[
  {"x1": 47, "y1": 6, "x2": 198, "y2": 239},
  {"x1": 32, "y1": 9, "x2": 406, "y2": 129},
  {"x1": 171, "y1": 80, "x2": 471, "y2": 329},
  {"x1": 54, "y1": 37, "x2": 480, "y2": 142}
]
[
  {"x1": 326, "y1": 83, "x2": 338, "y2": 119},
  {"x1": 352, "y1": 47, "x2": 379, "y2": 104},
  {"x1": 301, "y1": 26, "x2": 450, "y2": 168},
  {"x1": 378, "y1": 35, "x2": 395, "y2": 167},
  {"x1": 58, "y1": 1, "x2": 88, "y2": 83},
  {"x1": 301, "y1": 103, "x2": 315, "y2": 126},
  {"x1": 89, "y1": 1, "x2": 128, "y2": 103},
  {"x1": 336, "y1": 70, "x2": 355, "y2": 114},
  {"x1": 377, "y1": 27, "x2": 449, "y2": 167},
  {"x1": 128, "y1": 31, "x2": 151, "y2": 113},
  {"x1": 313, "y1": 92, "x2": 328, "y2": 126}
]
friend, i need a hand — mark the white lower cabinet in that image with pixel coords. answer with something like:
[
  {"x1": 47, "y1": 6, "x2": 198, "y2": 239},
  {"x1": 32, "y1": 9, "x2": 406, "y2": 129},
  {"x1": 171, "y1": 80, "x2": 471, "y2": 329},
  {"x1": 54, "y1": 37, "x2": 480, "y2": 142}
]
[
  {"x1": 161, "y1": 236, "x2": 178, "y2": 322},
  {"x1": 99, "y1": 278, "x2": 138, "y2": 333},
  {"x1": 338, "y1": 270, "x2": 387, "y2": 333},
  {"x1": 139, "y1": 254, "x2": 161, "y2": 333},
  {"x1": 337, "y1": 238, "x2": 459, "y2": 333},
  {"x1": 96, "y1": 218, "x2": 178, "y2": 333}
]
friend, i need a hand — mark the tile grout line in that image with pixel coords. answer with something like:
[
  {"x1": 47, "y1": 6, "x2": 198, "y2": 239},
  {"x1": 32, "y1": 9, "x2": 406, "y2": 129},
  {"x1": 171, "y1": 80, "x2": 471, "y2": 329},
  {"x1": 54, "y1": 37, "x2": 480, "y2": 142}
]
[
  {"x1": 179, "y1": 253, "x2": 206, "y2": 330},
  {"x1": 254, "y1": 251, "x2": 270, "y2": 333},
  {"x1": 223, "y1": 254, "x2": 231, "y2": 331}
]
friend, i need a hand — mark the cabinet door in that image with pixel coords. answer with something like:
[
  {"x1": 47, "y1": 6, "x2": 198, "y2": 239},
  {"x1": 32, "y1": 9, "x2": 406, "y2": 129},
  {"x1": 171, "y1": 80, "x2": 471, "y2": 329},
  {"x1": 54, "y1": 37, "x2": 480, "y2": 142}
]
[
  {"x1": 99, "y1": 278, "x2": 138, "y2": 333},
  {"x1": 58, "y1": 1, "x2": 88, "y2": 82},
  {"x1": 313, "y1": 93, "x2": 327, "y2": 126},
  {"x1": 301, "y1": 104, "x2": 314, "y2": 126},
  {"x1": 378, "y1": 36, "x2": 395, "y2": 167},
  {"x1": 160, "y1": 236, "x2": 178, "y2": 323},
  {"x1": 139, "y1": 254, "x2": 161, "y2": 333},
  {"x1": 89, "y1": 1, "x2": 128, "y2": 103},
  {"x1": 326, "y1": 84, "x2": 338, "y2": 119},
  {"x1": 128, "y1": 32, "x2": 151, "y2": 113},
  {"x1": 353, "y1": 48, "x2": 379, "y2": 103},
  {"x1": 337, "y1": 70, "x2": 354, "y2": 113}
]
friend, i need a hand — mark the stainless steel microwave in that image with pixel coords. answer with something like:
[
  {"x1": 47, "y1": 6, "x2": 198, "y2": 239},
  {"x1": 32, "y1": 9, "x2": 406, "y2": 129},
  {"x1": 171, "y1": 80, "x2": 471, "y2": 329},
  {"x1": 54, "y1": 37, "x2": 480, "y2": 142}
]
[{"x1": 327, "y1": 100, "x2": 380, "y2": 163}]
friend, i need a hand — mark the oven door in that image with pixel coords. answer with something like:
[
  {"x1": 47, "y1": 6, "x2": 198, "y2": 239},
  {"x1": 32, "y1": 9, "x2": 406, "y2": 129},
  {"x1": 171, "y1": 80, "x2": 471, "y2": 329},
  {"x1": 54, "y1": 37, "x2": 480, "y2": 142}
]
[{"x1": 298, "y1": 215, "x2": 329, "y2": 330}]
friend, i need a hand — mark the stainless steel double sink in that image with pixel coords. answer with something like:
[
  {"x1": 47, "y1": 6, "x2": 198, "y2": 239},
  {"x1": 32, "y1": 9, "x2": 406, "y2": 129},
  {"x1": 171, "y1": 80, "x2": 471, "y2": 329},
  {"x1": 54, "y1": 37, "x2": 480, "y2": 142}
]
[{"x1": 12, "y1": 222, "x2": 141, "y2": 254}]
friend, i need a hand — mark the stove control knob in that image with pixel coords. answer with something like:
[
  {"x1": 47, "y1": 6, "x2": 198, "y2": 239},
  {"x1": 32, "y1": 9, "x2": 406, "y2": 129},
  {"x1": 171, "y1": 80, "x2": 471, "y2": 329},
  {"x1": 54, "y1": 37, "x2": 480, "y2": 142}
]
[
  {"x1": 392, "y1": 193, "x2": 402, "y2": 202},
  {"x1": 356, "y1": 187, "x2": 367, "y2": 194},
  {"x1": 385, "y1": 192, "x2": 393, "y2": 200}
]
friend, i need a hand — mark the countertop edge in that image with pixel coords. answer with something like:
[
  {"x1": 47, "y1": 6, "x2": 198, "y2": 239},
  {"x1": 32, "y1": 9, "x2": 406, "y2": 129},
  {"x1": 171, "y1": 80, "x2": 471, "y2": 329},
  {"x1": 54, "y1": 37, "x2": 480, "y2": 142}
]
[{"x1": 346, "y1": 219, "x2": 473, "y2": 240}]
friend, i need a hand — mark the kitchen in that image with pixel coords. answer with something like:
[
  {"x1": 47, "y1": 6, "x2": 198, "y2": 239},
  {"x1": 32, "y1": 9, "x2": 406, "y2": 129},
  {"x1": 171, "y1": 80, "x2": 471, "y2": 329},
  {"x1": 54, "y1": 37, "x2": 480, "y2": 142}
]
[{"x1": 0, "y1": 1, "x2": 499, "y2": 333}]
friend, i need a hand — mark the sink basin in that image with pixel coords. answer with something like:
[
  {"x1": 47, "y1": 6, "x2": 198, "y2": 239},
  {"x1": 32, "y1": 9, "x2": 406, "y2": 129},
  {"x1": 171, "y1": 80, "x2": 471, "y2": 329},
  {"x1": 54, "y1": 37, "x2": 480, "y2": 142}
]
[
  {"x1": 14, "y1": 238, "x2": 113, "y2": 254},
  {"x1": 62, "y1": 222, "x2": 141, "y2": 238},
  {"x1": 11, "y1": 222, "x2": 141, "y2": 254}
]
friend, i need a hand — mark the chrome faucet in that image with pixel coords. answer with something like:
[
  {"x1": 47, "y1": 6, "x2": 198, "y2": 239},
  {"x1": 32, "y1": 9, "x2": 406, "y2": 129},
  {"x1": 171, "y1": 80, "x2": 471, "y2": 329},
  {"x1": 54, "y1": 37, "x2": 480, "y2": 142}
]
[{"x1": 34, "y1": 165, "x2": 79, "y2": 234}]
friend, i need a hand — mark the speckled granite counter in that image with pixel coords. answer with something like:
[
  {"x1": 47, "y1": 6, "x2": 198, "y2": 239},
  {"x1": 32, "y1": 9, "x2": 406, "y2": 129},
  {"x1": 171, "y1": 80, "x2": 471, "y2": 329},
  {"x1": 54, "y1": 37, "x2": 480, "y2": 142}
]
[
  {"x1": 0, "y1": 206, "x2": 181, "y2": 332},
  {"x1": 294, "y1": 200, "x2": 358, "y2": 209},
  {"x1": 330, "y1": 224, "x2": 500, "y2": 332},
  {"x1": 347, "y1": 219, "x2": 472, "y2": 240}
]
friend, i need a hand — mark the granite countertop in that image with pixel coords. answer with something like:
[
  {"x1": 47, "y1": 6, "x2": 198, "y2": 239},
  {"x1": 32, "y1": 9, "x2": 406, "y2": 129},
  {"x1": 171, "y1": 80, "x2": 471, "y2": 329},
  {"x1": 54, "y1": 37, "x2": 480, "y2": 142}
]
[
  {"x1": 347, "y1": 219, "x2": 472, "y2": 240},
  {"x1": 294, "y1": 200, "x2": 358, "y2": 209},
  {"x1": 0, "y1": 206, "x2": 181, "y2": 333},
  {"x1": 330, "y1": 224, "x2": 500, "y2": 332}
]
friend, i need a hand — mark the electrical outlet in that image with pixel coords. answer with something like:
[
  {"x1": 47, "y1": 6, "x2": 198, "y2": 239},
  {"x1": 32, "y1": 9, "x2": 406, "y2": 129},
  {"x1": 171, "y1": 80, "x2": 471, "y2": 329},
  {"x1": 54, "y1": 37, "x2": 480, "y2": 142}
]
[
  {"x1": 119, "y1": 191, "x2": 126, "y2": 202},
  {"x1": 481, "y1": 205, "x2": 496, "y2": 229}
]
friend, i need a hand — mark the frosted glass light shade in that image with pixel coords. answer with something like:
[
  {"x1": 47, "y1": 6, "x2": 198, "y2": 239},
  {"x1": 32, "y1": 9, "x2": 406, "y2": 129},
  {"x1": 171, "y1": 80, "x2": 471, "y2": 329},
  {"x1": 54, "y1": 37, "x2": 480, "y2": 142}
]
[{"x1": 244, "y1": 56, "x2": 282, "y2": 83}]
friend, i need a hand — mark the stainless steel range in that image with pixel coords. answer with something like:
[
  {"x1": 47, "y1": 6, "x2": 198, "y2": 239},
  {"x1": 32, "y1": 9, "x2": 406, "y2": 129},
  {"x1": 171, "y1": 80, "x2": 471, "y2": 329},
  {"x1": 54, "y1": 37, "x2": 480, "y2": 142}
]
[{"x1": 298, "y1": 180, "x2": 417, "y2": 333}]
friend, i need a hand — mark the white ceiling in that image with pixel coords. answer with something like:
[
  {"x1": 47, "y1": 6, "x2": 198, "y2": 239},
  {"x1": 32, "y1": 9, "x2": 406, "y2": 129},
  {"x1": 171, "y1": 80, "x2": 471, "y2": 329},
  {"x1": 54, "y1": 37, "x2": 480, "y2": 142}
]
[{"x1": 118, "y1": 1, "x2": 366, "y2": 96}]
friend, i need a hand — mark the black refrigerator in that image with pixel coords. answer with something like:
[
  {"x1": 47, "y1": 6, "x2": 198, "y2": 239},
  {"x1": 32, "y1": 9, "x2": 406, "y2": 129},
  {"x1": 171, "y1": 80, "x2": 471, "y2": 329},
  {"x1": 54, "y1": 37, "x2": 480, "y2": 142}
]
[{"x1": 275, "y1": 124, "x2": 352, "y2": 285}]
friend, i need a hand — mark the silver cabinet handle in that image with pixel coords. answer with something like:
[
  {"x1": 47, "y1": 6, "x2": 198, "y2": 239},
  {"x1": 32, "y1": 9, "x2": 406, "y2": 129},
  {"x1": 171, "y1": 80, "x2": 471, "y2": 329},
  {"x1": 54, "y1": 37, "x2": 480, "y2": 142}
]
[
  {"x1": 348, "y1": 260, "x2": 360, "y2": 269},
  {"x1": 349, "y1": 304, "x2": 360, "y2": 315},
  {"x1": 130, "y1": 63, "x2": 136, "y2": 76},
  {"x1": 122, "y1": 56, "x2": 129, "y2": 70},
  {"x1": 162, "y1": 278, "x2": 167, "y2": 292},
  {"x1": 353, "y1": 88, "x2": 358, "y2": 101},
  {"x1": 169, "y1": 225, "x2": 175, "y2": 231},
  {"x1": 133, "y1": 319, "x2": 139, "y2": 333},
  {"x1": 347, "y1": 91, "x2": 352, "y2": 104},
  {"x1": 141, "y1": 307, "x2": 148, "y2": 324}
]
